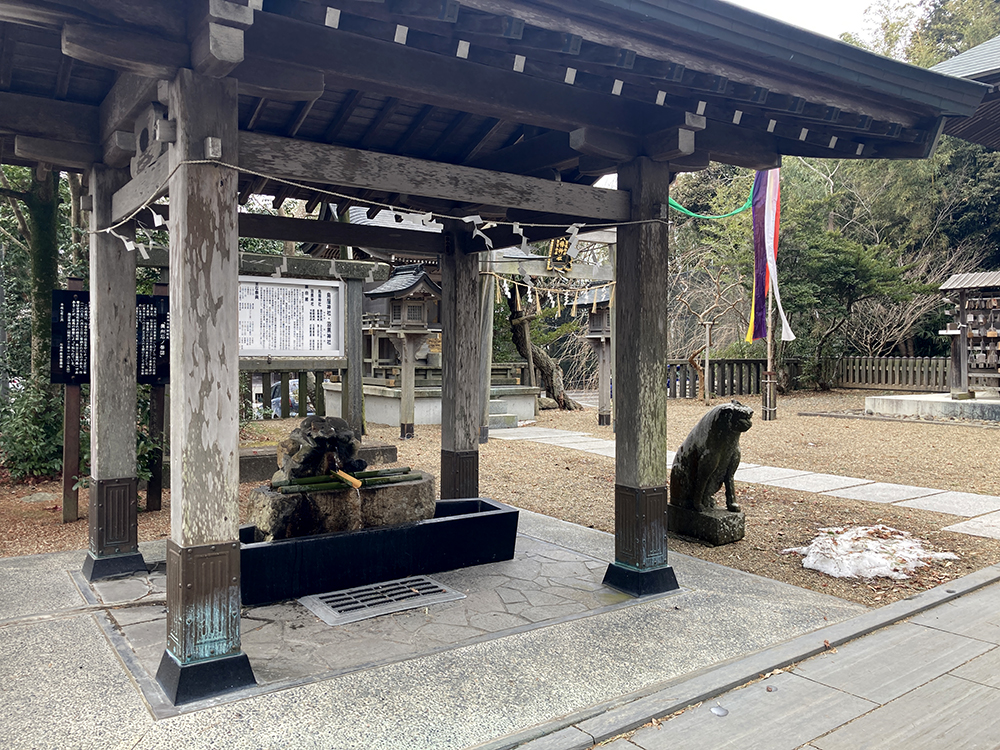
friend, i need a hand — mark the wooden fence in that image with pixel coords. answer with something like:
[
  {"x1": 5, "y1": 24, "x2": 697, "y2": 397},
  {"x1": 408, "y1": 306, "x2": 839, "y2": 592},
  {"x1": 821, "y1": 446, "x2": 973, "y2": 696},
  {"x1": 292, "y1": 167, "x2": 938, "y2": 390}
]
[
  {"x1": 667, "y1": 359, "x2": 768, "y2": 399},
  {"x1": 836, "y1": 356, "x2": 949, "y2": 392}
]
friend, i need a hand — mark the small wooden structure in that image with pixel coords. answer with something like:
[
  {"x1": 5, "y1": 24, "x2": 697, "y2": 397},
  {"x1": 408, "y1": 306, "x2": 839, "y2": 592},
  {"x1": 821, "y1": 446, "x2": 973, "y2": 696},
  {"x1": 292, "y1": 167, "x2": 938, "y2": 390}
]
[
  {"x1": 365, "y1": 264, "x2": 441, "y2": 437},
  {"x1": 0, "y1": 0, "x2": 986, "y2": 704},
  {"x1": 940, "y1": 272, "x2": 1000, "y2": 398}
]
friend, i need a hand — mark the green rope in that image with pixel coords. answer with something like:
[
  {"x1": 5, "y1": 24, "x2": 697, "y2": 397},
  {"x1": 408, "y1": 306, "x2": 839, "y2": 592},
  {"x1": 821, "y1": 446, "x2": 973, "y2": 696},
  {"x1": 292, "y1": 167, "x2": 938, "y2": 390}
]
[{"x1": 667, "y1": 193, "x2": 752, "y2": 220}]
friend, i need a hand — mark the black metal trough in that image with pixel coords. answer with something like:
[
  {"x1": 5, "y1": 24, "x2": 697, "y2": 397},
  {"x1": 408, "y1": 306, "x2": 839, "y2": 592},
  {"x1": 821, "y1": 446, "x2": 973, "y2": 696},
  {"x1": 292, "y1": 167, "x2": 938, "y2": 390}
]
[{"x1": 239, "y1": 498, "x2": 518, "y2": 606}]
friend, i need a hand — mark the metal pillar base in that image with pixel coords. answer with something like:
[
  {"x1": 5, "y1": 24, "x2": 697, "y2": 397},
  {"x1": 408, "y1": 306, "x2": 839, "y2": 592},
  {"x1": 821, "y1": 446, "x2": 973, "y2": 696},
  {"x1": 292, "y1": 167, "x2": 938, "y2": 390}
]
[
  {"x1": 82, "y1": 550, "x2": 147, "y2": 581},
  {"x1": 441, "y1": 449, "x2": 478, "y2": 499},
  {"x1": 598, "y1": 412, "x2": 612, "y2": 426},
  {"x1": 602, "y1": 562, "x2": 679, "y2": 598},
  {"x1": 400, "y1": 422, "x2": 414, "y2": 439},
  {"x1": 155, "y1": 650, "x2": 256, "y2": 705}
]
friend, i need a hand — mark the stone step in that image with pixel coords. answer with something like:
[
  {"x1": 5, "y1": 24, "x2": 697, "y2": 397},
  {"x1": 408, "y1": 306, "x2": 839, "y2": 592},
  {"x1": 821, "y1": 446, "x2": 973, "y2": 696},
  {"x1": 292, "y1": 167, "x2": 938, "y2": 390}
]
[
  {"x1": 489, "y1": 413, "x2": 518, "y2": 429},
  {"x1": 488, "y1": 399, "x2": 509, "y2": 414}
]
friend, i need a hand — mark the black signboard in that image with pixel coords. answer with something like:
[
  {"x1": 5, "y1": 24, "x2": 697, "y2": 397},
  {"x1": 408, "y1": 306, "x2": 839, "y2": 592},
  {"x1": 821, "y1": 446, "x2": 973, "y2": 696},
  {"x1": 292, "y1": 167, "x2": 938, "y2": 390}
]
[
  {"x1": 50, "y1": 290, "x2": 171, "y2": 386},
  {"x1": 136, "y1": 294, "x2": 170, "y2": 385},
  {"x1": 51, "y1": 289, "x2": 91, "y2": 385}
]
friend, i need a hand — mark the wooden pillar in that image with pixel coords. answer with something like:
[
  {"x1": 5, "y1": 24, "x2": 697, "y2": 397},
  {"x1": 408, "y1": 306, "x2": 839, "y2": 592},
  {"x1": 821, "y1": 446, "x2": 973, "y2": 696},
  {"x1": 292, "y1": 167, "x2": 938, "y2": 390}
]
[
  {"x1": 343, "y1": 278, "x2": 364, "y2": 436},
  {"x1": 83, "y1": 167, "x2": 145, "y2": 580},
  {"x1": 155, "y1": 69, "x2": 255, "y2": 705},
  {"x1": 390, "y1": 332, "x2": 429, "y2": 438},
  {"x1": 479, "y1": 257, "x2": 495, "y2": 443},
  {"x1": 440, "y1": 229, "x2": 480, "y2": 498},
  {"x1": 603, "y1": 157, "x2": 678, "y2": 597},
  {"x1": 951, "y1": 290, "x2": 973, "y2": 399}
]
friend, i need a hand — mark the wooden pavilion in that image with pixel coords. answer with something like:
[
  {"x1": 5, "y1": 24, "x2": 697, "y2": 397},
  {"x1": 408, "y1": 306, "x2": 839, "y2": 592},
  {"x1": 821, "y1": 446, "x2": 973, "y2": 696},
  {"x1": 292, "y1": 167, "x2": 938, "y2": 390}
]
[{"x1": 0, "y1": 0, "x2": 987, "y2": 703}]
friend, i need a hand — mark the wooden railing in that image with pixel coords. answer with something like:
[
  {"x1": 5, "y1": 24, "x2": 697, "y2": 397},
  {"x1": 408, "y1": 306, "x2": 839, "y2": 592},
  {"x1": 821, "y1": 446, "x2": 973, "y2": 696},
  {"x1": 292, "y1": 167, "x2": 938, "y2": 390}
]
[
  {"x1": 837, "y1": 356, "x2": 949, "y2": 392},
  {"x1": 240, "y1": 356, "x2": 347, "y2": 419}
]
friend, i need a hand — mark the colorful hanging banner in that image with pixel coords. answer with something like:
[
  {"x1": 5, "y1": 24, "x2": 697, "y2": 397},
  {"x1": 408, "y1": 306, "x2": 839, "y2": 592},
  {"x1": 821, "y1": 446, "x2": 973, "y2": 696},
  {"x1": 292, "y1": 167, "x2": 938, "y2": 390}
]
[{"x1": 746, "y1": 168, "x2": 795, "y2": 343}]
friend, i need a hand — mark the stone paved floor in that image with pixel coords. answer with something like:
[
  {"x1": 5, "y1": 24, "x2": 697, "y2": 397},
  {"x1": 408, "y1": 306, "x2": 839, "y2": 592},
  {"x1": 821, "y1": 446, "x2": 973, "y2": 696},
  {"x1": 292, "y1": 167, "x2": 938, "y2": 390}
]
[{"x1": 90, "y1": 533, "x2": 633, "y2": 691}]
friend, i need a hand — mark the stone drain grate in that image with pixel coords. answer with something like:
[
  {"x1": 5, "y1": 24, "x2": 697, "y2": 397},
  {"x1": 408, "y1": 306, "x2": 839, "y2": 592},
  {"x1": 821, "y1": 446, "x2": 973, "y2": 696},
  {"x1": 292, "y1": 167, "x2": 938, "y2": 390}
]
[{"x1": 299, "y1": 576, "x2": 466, "y2": 626}]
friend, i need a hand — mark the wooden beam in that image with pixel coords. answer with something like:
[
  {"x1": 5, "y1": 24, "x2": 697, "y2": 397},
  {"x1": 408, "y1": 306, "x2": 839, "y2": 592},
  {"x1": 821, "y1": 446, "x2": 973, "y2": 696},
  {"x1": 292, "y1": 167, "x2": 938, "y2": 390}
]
[
  {"x1": 359, "y1": 97, "x2": 400, "y2": 148},
  {"x1": 53, "y1": 55, "x2": 73, "y2": 99},
  {"x1": 466, "y1": 129, "x2": 577, "y2": 173},
  {"x1": 323, "y1": 89, "x2": 364, "y2": 142},
  {"x1": 454, "y1": 11, "x2": 523, "y2": 38},
  {"x1": 233, "y1": 57, "x2": 325, "y2": 101},
  {"x1": 189, "y1": 21, "x2": 243, "y2": 77},
  {"x1": 459, "y1": 117, "x2": 504, "y2": 163},
  {"x1": 394, "y1": 103, "x2": 434, "y2": 153},
  {"x1": 570, "y1": 127, "x2": 640, "y2": 160},
  {"x1": 0, "y1": 0, "x2": 186, "y2": 38},
  {"x1": 244, "y1": 13, "x2": 667, "y2": 137},
  {"x1": 387, "y1": 0, "x2": 458, "y2": 22},
  {"x1": 99, "y1": 73, "x2": 159, "y2": 145},
  {"x1": 62, "y1": 23, "x2": 189, "y2": 79},
  {"x1": 237, "y1": 212, "x2": 446, "y2": 254},
  {"x1": 102, "y1": 130, "x2": 135, "y2": 168},
  {"x1": 0, "y1": 22, "x2": 16, "y2": 91},
  {"x1": 0, "y1": 91, "x2": 98, "y2": 144},
  {"x1": 697, "y1": 121, "x2": 780, "y2": 170},
  {"x1": 14, "y1": 135, "x2": 100, "y2": 170},
  {"x1": 111, "y1": 155, "x2": 168, "y2": 223},
  {"x1": 239, "y1": 130, "x2": 631, "y2": 221},
  {"x1": 642, "y1": 127, "x2": 696, "y2": 161}
]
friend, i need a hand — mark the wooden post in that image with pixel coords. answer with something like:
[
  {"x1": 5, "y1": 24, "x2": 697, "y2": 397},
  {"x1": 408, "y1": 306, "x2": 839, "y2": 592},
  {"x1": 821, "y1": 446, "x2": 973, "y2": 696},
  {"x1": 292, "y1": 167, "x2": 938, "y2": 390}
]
[
  {"x1": 155, "y1": 69, "x2": 254, "y2": 705},
  {"x1": 297, "y1": 370, "x2": 308, "y2": 417},
  {"x1": 440, "y1": 226, "x2": 480, "y2": 499},
  {"x1": 314, "y1": 370, "x2": 326, "y2": 416},
  {"x1": 84, "y1": 167, "x2": 145, "y2": 579},
  {"x1": 61, "y1": 277, "x2": 83, "y2": 523},
  {"x1": 587, "y1": 337, "x2": 612, "y2": 426},
  {"x1": 390, "y1": 332, "x2": 428, "y2": 438},
  {"x1": 479, "y1": 256, "x2": 494, "y2": 443},
  {"x1": 603, "y1": 157, "x2": 678, "y2": 597},
  {"x1": 344, "y1": 278, "x2": 364, "y2": 436},
  {"x1": 280, "y1": 371, "x2": 291, "y2": 417},
  {"x1": 146, "y1": 280, "x2": 167, "y2": 512}
]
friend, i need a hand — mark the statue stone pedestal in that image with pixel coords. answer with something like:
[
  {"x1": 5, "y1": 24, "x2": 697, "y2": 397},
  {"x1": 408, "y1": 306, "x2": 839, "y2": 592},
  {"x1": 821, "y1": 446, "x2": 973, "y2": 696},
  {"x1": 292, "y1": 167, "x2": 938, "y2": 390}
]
[{"x1": 668, "y1": 506, "x2": 745, "y2": 546}]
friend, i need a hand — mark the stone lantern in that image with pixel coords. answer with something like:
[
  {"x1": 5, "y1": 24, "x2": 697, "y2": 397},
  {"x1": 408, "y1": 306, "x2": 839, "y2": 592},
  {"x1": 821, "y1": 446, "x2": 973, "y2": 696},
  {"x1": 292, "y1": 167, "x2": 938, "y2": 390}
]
[
  {"x1": 365, "y1": 264, "x2": 442, "y2": 437},
  {"x1": 579, "y1": 287, "x2": 613, "y2": 426}
]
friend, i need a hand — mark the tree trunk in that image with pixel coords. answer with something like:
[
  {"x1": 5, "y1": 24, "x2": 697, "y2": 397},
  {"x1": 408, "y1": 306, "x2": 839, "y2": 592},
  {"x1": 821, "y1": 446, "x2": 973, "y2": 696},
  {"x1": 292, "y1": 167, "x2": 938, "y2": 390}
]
[
  {"x1": 505, "y1": 295, "x2": 583, "y2": 410},
  {"x1": 26, "y1": 170, "x2": 59, "y2": 381}
]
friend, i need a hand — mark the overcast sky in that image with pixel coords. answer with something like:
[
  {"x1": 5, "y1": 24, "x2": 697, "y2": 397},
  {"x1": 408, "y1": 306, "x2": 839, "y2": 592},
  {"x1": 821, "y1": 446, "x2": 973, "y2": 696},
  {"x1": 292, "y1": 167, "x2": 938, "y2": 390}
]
[{"x1": 733, "y1": 0, "x2": 873, "y2": 40}]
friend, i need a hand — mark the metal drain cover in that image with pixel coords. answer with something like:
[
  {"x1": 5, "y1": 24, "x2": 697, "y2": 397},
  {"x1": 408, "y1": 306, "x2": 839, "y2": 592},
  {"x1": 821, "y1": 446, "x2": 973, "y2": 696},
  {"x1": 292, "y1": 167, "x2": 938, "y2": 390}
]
[{"x1": 299, "y1": 575, "x2": 466, "y2": 626}]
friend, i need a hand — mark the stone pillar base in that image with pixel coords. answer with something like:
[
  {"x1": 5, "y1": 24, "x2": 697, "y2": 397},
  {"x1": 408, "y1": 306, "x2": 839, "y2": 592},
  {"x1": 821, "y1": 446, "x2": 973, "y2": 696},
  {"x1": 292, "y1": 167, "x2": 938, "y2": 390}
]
[
  {"x1": 155, "y1": 650, "x2": 256, "y2": 705},
  {"x1": 668, "y1": 505, "x2": 745, "y2": 546},
  {"x1": 603, "y1": 562, "x2": 679, "y2": 598},
  {"x1": 82, "y1": 551, "x2": 147, "y2": 581}
]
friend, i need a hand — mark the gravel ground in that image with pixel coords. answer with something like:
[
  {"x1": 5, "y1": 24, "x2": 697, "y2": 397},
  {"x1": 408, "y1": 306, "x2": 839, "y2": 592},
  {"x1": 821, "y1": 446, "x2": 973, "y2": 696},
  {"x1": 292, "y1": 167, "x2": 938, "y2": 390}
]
[{"x1": 2, "y1": 389, "x2": 998, "y2": 608}]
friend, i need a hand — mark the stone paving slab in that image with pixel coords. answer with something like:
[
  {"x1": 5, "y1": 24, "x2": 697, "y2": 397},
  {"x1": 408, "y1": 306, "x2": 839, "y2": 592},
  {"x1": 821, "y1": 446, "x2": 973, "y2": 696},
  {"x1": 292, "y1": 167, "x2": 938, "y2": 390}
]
[
  {"x1": 822, "y1": 482, "x2": 944, "y2": 504},
  {"x1": 910, "y1": 582, "x2": 1000, "y2": 645},
  {"x1": 732, "y1": 466, "x2": 812, "y2": 484},
  {"x1": 582, "y1": 445, "x2": 616, "y2": 457},
  {"x1": 812, "y1": 675, "x2": 1000, "y2": 750},
  {"x1": 487, "y1": 428, "x2": 590, "y2": 441},
  {"x1": 627, "y1": 671, "x2": 876, "y2": 750},
  {"x1": 791, "y1": 622, "x2": 992, "y2": 705},
  {"x1": 765, "y1": 473, "x2": 872, "y2": 493},
  {"x1": 897, "y1": 490, "x2": 1000, "y2": 518},
  {"x1": 942, "y1": 511, "x2": 1000, "y2": 540},
  {"x1": 949, "y1": 646, "x2": 1000, "y2": 689},
  {"x1": 530, "y1": 437, "x2": 615, "y2": 451}
]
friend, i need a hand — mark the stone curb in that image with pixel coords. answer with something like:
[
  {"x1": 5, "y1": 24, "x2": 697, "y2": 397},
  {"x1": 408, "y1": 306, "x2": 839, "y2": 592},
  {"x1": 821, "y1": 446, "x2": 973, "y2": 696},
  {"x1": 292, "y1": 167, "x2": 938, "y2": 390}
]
[{"x1": 467, "y1": 564, "x2": 1000, "y2": 750}]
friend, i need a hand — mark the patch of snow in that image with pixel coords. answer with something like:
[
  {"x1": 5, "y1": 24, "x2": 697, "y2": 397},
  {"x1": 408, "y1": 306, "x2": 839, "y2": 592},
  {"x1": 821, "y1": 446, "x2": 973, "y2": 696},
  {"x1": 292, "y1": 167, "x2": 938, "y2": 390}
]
[
  {"x1": 782, "y1": 525, "x2": 958, "y2": 580},
  {"x1": 517, "y1": 420, "x2": 537, "y2": 427}
]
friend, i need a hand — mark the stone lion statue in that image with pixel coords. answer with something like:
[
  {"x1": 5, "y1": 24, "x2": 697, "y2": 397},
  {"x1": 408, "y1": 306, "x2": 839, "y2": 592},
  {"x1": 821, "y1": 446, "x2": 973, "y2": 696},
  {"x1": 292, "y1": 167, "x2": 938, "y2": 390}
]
[{"x1": 669, "y1": 400, "x2": 753, "y2": 513}]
